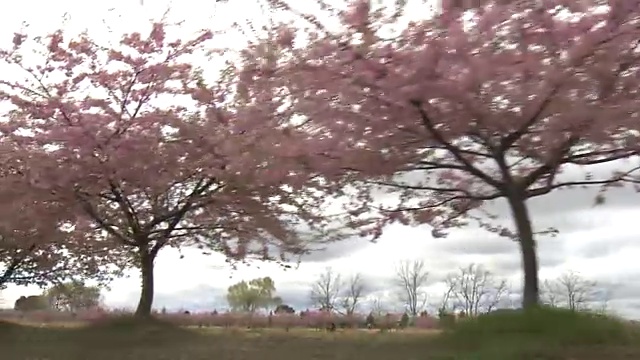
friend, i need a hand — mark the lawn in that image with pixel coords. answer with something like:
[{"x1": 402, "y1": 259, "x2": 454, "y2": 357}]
[{"x1": 2, "y1": 308, "x2": 640, "y2": 360}]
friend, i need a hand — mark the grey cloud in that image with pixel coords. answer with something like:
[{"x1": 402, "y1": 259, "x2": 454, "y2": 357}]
[
  {"x1": 298, "y1": 164, "x2": 640, "y2": 264},
  {"x1": 575, "y1": 235, "x2": 639, "y2": 259},
  {"x1": 108, "y1": 285, "x2": 227, "y2": 312},
  {"x1": 427, "y1": 231, "x2": 567, "y2": 278},
  {"x1": 484, "y1": 249, "x2": 566, "y2": 279},
  {"x1": 432, "y1": 233, "x2": 518, "y2": 256},
  {"x1": 375, "y1": 159, "x2": 640, "y2": 229},
  {"x1": 298, "y1": 236, "x2": 371, "y2": 263},
  {"x1": 538, "y1": 241, "x2": 569, "y2": 268},
  {"x1": 360, "y1": 273, "x2": 414, "y2": 294},
  {"x1": 275, "y1": 284, "x2": 312, "y2": 311},
  {"x1": 602, "y1": 277, "x2": 640, "y2": 302},
  {"x1": 600, "y1": 295, "x2": 640, "y2": 320},
  {"x1": 480, "y1": 185, "x2": 640, "y2": 228},
  {"x1": 615, "y1": 301, "x2": 640, "y2": 319},
  {"x1": 362, "y1": 276, "x2": 394, "y2": 294},
  {"x1": 290, "y1": 159, "x2": 640, "y2": 267},
  {"x1": 533, "y1": 161, "x2": 640, "y2": 213},
  {"x1": 154, "y1": 286, "x2": 226, "y2": 312}
]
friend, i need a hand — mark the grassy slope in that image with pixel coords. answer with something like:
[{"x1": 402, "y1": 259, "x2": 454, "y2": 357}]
[{"x1": 2, "y1": 308, "x2": 640, "y2": 360}]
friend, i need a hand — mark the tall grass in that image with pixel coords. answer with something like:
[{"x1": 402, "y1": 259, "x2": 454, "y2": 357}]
[{"x1": 439, "y1": 307, "x2": 640, "y2": 359}]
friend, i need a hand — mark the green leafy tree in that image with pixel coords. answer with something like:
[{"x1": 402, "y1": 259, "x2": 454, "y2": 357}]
[
  {"x1": 226, "y1": 277, "x2": 282, "y2": 313},
  {"x1": 44, "y1": 281, "x2": 102, "y2": 312},
  {"x1": 14, "y1": 295, "x2": 49, "y2": 312}
]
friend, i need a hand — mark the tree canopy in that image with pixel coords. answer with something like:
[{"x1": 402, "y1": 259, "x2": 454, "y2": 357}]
[
  {"x1": 226, "y1": 277, "x2": 283, "y2": 313},
  {"x1": 0, "y1": 141, "x2": 114, "y2": 289},
  {"x1": 240, "y1": 0, "x2": 640, "y2": 308},
  {"x1": 44, "y1": 280, "x2": 102, "y2": 312},
  {"x1": 0, "y1": 22, "x2": 332, "y2": 316},
  {"x1": 14, "y1": 295, "x2": 49, "y2": 312}
]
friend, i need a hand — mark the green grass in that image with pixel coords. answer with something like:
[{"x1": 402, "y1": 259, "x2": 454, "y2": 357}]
[
  {"x1": 439, "y1": 307, "x2": 640, "y2": 359},
  {"x1": 2, "y1": 307, "x2": 640, "y2": 360}
]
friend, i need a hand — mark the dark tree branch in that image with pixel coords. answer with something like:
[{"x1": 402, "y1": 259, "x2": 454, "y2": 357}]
[
  {"x1": 107, "y1": 180, "x2": 142, "y2": 236},
  {"x1": 74, "y1": 190, "x2": 136, "y2": 246},
  {"x1": 522, "y1": 135, "x2": 581, "y2": 189},
  {"x1": 365, "y1": 180, "x2": 498, "y2": 200},
  {"x1": 527, "y1": 178, "x2": 626, "y2": 198},
  {"x1": 410, "y1": 100, "x2": 503, "y2": 189}
]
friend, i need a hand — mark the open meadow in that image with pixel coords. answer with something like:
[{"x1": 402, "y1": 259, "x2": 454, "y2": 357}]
[{"x1": 3, "y1": 307, "x2": 640, "y2": 360}]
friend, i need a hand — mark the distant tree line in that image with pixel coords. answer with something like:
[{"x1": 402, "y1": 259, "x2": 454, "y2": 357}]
[
  {"x1": 13, "y1": 281, "x2": 102, "y2": 312},
  {"x1": 223, "y1": 262, "x2": 613, "y2": 327}
]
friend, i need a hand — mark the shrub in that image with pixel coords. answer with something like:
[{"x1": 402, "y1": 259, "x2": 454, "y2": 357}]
[
  {"x1": 414, "y1": 316, "x2": 438, "y2": 329},
  {"x1": 399, "y1": 313, "x2": 410, "y2": 329},
  {"x1": 441, "y1": 306, "x2": 638, "y2": 348},
  {"x1": 14, "y1": 295, "x2": 49, "y2": 312},
  {"x1": 365, "y1": 312, "x2": 375, "y2": 328}
]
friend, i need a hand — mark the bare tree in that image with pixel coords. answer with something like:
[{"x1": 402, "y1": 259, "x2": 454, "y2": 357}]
[
  {"x1": 371, "y1": 296, "x2": 386, "y2": 316},
  {"x1": 310, "y1": 267, "x2": 342, "y2": 311},
  {"x1": 541, "y1": 280, "x2": 560, "y2": 307},
  {"x1": 593, "y1": 286, "x2": 614, "y2": 314},
  {"x1": 541, "y1": 271, "x2": 600, "y2": 311},
  {"x1": 394, "y1": 260, "x2": 429, "y2": 316},
  {"x1": 445, "y1": 264, "x2": 508, "y2": 316},
  {"x1": 341, "y1": 273, "x2": 366, "y2": 315},
  {"x1": 436, "y1": 280, "x2": 456, "y2": 316}
]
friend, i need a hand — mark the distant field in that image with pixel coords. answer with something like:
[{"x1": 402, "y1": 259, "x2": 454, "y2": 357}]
[
  {"x1": 3, "y1": 308, "x2": 640, "y2": 360},
  {"x1": 0, "y1": 316, "x2": 442, "y2": 334},
  {"x1": 2, "y1": 320, "x2": 447, "y2": 360},
  {"x1": 0, "y1": 309, "x2": 440, "y2": 330}
]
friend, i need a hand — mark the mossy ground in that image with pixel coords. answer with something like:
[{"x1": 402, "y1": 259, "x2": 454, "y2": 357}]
[{"x1": 2, "y1": 307, "x2": 639, "y2": 360}]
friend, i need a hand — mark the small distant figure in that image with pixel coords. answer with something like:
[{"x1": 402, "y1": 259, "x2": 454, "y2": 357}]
[
  {"x1": 366, "y1": 312, "x2": 375, "y2": 329},
  {"x1": 183, "y1": 310, "x2": 191, "y2": 315},
  {"x1": 327, "y1": 322, "x2": 336, "y2": 332}
]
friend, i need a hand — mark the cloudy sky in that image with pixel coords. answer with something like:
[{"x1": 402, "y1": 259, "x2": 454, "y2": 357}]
[{"x1": 1, "y1": 0, "x2": 640, "y2": 320}]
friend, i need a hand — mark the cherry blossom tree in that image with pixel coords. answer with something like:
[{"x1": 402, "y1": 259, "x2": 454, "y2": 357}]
[
  {"x1": 0, "y1": 23, "x2": 330, "y2": 316},
  {"x1": 241, "y1": 0, "x2": 640, "y2": 308},
  {"x1": 0, "y1": 141, "x2": 116, "y2": 289}
]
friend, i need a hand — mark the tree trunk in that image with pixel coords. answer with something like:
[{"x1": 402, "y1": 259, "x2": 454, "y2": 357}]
[
  {"x1": 134, "y1": 250, "x2": 155, "y2": 317},
  {"x1": 506, "y1": 193, "x2": 540, "y2": 309}
]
